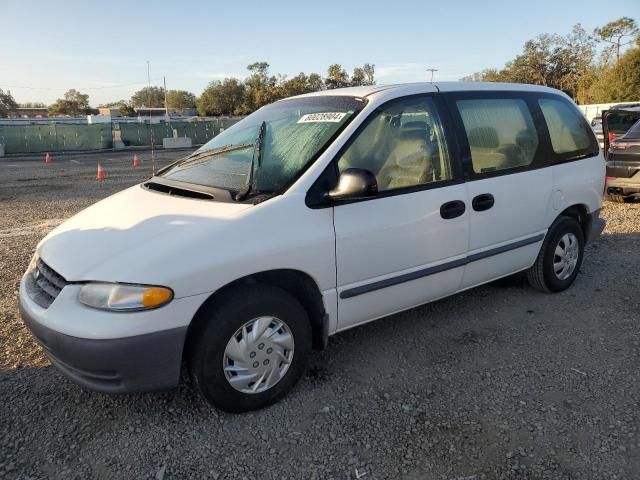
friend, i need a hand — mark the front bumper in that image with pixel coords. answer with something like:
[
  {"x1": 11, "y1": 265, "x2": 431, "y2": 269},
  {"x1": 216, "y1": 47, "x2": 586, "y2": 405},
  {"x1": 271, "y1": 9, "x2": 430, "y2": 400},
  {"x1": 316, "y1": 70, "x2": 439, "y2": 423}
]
[{"x1": 18, "y1": 280, "x2": 189, "y2": 393}]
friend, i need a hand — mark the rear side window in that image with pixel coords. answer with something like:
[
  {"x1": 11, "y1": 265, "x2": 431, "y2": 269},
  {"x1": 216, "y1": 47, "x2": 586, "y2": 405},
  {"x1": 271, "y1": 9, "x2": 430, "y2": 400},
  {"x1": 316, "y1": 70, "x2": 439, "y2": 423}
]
[
  {"x1": 624, "y1": 119, "x2": 640, "y2": 139},
  {"x1": 539, "y1": 98, "x2": 591, "y2": 154},
  {"x1": 456, "y1": 99, "x2": 539, "y2": 174}
]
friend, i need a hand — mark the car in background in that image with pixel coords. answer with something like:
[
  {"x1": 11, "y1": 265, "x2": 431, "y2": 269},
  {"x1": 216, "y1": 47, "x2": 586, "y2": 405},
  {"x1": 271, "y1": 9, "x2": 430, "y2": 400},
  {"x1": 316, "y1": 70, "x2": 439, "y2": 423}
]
[
  {"x1": 591, "y1": 116, "x2": 604, "y2": 149},
  {"x1": 602, "y1": 105, "x2": 640, "y2": 154},
  {"x1": 605, "y1": 118, "x2": 640, "y2": 202}
]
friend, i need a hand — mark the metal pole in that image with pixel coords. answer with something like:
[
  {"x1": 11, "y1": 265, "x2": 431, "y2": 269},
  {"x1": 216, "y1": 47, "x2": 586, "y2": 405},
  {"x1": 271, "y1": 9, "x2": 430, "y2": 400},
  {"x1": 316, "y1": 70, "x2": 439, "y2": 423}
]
[
  {"x1": 163, "y1": 76, "x2": 168, "y2": 117},
  {"x1": 147, "y1": 60, "x2": 155, "y2": 175}
]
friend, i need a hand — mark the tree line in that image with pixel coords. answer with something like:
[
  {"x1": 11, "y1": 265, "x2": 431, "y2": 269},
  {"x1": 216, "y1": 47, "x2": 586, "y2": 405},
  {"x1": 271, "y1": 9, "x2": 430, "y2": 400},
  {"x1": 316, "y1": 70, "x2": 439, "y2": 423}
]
[
  {"x1": 0, "y1": 62, "x2": 375, "y2": 118},
  {"x1": 461, "y1": 17, "x2": 639, "y2": 104}
]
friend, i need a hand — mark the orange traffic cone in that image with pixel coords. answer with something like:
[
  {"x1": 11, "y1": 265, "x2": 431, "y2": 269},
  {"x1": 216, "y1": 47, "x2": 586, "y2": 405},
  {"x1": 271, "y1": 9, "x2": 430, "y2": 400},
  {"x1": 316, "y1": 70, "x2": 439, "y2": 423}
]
[
  {"x1": 96, "y1": 162, "x2": 106, "y2": 181},
  {"x1": 44, "y1": 152, "x2": 53, "y2": 164},
  {"x1": 132, "y1": 154, "x2": 141, "y2": 167}
]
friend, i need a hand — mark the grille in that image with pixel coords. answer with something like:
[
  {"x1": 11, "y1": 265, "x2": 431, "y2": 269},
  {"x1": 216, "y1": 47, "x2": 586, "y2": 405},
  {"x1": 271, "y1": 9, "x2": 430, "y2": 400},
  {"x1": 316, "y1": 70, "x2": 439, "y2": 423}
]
[{"x1": 26, "y1": 259, "x2": 68, "y2": 308}]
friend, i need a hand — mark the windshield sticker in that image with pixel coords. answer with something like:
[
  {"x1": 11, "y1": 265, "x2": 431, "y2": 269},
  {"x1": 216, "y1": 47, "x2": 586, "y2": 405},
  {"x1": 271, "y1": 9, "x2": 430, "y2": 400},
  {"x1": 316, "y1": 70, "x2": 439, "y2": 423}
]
[{"x1": 297, "y1": 112, "x2": 347, "y2": 123}]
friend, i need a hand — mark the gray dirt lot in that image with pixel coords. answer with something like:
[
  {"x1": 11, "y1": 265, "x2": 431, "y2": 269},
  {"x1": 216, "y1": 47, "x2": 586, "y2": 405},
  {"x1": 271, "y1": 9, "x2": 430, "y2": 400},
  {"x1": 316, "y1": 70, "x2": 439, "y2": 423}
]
[{"x1": 0, "y1": 150, "x2": 639, "y2": 480}]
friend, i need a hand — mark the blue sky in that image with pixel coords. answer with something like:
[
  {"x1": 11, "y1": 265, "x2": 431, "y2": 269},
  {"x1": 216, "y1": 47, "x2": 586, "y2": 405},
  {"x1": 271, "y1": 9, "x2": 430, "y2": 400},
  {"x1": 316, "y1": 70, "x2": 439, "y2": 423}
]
[{"x1": 1, "y1": 0, "x2": 638, "y2": 105}]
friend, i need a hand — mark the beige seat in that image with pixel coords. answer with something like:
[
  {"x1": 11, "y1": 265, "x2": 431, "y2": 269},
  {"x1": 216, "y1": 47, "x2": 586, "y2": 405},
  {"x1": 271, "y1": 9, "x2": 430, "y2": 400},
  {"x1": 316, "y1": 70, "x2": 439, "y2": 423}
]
[
  {"x1": 467, "y1": 126, "x2": 506, "y2": 173},
  {"x1": 377, "y1": 129, "x2": 433, "y2": 190}
]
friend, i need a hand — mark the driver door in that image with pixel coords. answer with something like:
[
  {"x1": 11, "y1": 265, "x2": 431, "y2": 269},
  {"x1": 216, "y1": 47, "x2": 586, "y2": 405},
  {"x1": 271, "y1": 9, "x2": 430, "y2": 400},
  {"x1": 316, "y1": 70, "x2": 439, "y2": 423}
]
[{"x1": 331, "y1": 95, "x2": 469, "y2": 331}]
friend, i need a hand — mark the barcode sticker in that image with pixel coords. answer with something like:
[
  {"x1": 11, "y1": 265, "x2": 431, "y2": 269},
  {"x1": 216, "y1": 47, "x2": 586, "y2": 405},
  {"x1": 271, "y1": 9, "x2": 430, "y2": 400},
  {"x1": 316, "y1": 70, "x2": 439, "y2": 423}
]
[{"x1": 297, "y1": 112, "x2": 347, "y2": 123}]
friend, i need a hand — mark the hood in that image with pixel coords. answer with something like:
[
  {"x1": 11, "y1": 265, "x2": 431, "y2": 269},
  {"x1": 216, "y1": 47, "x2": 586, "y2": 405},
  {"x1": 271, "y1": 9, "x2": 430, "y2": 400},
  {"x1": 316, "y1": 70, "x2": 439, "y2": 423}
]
[{"x1": 38, "y1": 185, "x2": 252, "y2": 286}]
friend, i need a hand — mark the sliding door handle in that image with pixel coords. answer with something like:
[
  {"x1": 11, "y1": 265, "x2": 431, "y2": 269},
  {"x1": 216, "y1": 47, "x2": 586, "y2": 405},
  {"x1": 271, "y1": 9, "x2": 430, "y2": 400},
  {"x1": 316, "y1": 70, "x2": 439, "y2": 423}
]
[
  {"x1": 440, "y1": 200, "x2": 466, "y2": 219},
  {"x1": 472, "y1": 193, "x2": 495, "y2": 212}
]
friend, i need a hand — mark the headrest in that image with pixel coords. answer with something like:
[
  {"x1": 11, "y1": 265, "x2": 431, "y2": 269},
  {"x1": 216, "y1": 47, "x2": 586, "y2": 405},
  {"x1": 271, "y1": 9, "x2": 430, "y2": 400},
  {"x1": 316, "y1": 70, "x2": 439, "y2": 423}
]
[{"x1": 468, "y1": 127, "x2": 499, "y2": 148}]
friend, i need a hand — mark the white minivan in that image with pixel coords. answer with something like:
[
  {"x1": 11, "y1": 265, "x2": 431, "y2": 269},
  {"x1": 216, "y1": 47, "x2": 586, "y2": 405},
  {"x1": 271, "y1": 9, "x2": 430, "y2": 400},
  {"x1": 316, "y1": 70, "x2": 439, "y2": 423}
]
[{"x1": 20, "y1": 83, "x2": 605, "y2": 412}]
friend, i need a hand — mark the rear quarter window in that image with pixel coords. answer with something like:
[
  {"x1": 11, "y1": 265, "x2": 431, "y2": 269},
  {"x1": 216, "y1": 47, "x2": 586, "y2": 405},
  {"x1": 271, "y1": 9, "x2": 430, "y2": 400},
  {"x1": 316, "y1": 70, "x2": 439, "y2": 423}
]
[
  {"x1": 539, "y1": 98, "x2": 592, "y2": 155},
  {"x1": 623, "y1": 119, "x2": 640, "y2": 139}
]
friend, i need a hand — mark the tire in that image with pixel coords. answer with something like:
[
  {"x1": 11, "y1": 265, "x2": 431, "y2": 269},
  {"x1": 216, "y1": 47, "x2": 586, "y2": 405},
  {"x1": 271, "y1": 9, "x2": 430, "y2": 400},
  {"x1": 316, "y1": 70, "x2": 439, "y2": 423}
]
[
  {"x1": 188, "y1": 284, "x2": 311, "y2": 413},
  {"x1": 527, "y1": 216, "x2": 584, "y2": 293}
]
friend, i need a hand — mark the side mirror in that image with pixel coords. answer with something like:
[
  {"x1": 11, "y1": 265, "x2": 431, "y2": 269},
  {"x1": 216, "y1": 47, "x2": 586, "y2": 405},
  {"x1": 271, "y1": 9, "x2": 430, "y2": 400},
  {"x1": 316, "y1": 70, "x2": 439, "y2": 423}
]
[{"x1": 327, "y1": 168, "x2": 378, "y2": 201}]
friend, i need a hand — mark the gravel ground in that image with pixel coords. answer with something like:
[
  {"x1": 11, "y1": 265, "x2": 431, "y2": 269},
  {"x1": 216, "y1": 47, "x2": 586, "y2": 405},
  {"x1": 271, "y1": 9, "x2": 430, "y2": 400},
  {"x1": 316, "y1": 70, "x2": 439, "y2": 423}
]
[{"x1": 0, "y1": 151, "x2": 639, "y2": 479}]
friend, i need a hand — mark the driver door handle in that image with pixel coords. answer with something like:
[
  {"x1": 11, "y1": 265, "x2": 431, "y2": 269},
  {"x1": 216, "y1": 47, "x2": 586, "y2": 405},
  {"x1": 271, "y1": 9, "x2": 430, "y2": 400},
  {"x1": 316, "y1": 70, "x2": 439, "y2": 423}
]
[{"x1": 472, "y1": 193, "x2": 495, "y2": 212}]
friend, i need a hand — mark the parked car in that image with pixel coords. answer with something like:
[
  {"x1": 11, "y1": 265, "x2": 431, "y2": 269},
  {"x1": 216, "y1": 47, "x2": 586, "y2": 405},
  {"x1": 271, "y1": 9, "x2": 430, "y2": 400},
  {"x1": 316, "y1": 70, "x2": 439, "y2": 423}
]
[
  {"x1": 590, "y1": 115, "x2": 604, "y2": 149},
  {"x1": 602, "y1": 105, "x2": 640, "y2": 155},
  {"x1": 19, "y1": 82, "x2": 605, "y2": 412},
  {"x1": 605, "y1": 117, "x2": 640, "y2": 202}
]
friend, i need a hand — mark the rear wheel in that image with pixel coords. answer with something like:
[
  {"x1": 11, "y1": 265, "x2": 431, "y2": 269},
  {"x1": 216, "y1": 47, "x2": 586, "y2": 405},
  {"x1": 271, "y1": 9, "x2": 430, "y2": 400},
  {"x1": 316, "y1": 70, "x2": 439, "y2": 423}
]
[
  {"x1": 527, "y1": 216, "x2": 584, "y2": 293},
  {"x1": 188, "y1": 284, "x2": 311, "y2": 412}
]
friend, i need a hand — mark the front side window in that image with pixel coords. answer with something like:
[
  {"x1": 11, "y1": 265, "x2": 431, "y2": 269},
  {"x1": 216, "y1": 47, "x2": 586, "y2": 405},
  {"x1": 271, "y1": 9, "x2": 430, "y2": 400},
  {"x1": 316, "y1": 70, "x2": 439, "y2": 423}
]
[
  {"x1": 337, "y1": 96, "x2": 452, "y2": 191},
  {"x1": 539, "y1": 98, "x2": 591, "y2": 154},
  {"x1": 159, "y1": 96, "x2": 366, "y2": 196},
  {"x1": 456, "y1": 98, "x2": 539, "y2": 174}
]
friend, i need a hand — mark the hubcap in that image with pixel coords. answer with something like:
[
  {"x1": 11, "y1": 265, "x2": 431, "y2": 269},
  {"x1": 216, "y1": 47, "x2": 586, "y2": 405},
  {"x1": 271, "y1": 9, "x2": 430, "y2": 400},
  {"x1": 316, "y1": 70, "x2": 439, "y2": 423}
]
[
  {"x1": 553, "y1": 233, "x2": 579, "y2": 280},
  {"x1": 223, "y1": 316, "x2": 294, "y2": 394}
]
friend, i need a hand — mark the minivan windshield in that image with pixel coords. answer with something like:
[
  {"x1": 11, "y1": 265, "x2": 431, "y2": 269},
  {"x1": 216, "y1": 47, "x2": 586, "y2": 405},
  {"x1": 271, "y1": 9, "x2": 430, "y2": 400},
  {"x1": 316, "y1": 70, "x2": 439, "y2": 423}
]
[{"x1": 159, "y1": 96, "x2": 366, "y2": 197}]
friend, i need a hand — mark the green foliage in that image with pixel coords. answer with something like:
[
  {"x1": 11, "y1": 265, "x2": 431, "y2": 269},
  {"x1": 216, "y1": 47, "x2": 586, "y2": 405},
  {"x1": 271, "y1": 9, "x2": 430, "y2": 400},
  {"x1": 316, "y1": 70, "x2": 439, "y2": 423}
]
[
  {"x1": 462, "y1": 18, "x2": 639, "y2": 104},
  {"x1": 48, "y1": 89, "x2": 91, "y2": 116},
  {"x1": 101, "y1": 100, "x2": 136, "y2": 117},
  {"x1": 197, "y1": 78, "x2": 246, "y2": 116},
  {"x1": 325, "y1": 64, "x2": 350, "y2": 89},
  {"x1": 130, "y1": 86, "x2": 165, "y2": 108},
  {"x1": 589, "y1": 45, "x2": 640, "y2": 102},
  {"x1": 165, "y1": 90, "x2": 196, "y2": 112},
  {"x1": 594, "y1": 17, "x2": 638, "y2": 62},
  {"x1": 195, "y1": 61, "x2": 374, "y2": 116},
  {"x1": 280, "y1": 73, "x2": 324, "y2": 97},
  {"x1": 243, "y1": 62, "x2": 280, "y2": 111},
  {"x1": 0, "y1": 89, "x2": 18, "y2": 117},
  {"x1": 24, "y1": 61, "x2": 375, "y2": 118},
  {"x1": 351, "y1": 64, "x2": 376, "y2": 86}
]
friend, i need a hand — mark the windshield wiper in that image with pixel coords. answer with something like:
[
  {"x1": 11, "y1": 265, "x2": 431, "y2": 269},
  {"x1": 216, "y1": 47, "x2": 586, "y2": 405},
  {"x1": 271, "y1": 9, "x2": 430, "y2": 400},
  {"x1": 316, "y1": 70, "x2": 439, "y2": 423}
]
[
  {"x1": 180, "y1": 143, "x2": 254, "y2": 166},
  {"x1": 235, "y1": 121, "x2": 266, "y2": 201},
  {"x1": 156, "y1": 143, "x2": 255, "y2": 175}
]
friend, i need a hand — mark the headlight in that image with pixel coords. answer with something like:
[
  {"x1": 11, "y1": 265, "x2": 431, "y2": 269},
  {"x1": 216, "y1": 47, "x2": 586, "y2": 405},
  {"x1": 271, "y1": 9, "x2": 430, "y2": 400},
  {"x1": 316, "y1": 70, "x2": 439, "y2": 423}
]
[{"x1": 78, "y1": 283, "x2": 173, "y2": 311}]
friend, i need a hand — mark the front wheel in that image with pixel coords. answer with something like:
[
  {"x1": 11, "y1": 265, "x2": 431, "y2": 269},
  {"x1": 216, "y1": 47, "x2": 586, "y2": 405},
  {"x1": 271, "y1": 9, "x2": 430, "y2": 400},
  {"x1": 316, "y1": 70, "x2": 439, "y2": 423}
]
[
  {"x1": 188, "y1": 285, "x2": 311, "y2": 412},
  {"x1": 527, "y1": 216, "x2": 584, "y2": 293}
]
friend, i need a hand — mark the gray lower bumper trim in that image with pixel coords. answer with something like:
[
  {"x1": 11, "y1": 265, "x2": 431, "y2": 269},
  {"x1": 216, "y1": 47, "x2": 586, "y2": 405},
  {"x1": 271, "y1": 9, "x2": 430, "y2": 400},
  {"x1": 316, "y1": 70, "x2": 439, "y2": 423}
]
[{"x1": 19, "y1": 300, "x2": 187, "y2": 393}]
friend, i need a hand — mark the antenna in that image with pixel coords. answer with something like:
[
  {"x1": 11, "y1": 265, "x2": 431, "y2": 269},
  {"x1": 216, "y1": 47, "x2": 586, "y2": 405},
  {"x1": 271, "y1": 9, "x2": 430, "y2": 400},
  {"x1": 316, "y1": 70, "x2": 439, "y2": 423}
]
[
  {"x1": 147, "y1": 60, "x2": 155, "y2": 175},
  {"x1": 426, "y1": 68, "x2": 438, "y2": 83}
]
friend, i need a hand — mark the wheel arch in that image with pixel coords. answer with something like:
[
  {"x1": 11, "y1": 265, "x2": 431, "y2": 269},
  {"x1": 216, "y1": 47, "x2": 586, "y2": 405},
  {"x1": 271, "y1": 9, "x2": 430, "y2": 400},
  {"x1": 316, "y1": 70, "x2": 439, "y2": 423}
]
[
  {"x1": 555, "y1": 203, "x2": 592, "y2": 242},
  {"x1": 184, "y1": 269, "x2": 329, "y2": 362}
]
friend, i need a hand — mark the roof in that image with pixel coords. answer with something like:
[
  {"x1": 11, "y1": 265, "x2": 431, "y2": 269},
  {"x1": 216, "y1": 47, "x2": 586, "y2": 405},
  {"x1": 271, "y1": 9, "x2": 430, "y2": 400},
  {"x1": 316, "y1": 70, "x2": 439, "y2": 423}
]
[{"x1": 289, "y1": 82, "x2": 565, "y2": 100}]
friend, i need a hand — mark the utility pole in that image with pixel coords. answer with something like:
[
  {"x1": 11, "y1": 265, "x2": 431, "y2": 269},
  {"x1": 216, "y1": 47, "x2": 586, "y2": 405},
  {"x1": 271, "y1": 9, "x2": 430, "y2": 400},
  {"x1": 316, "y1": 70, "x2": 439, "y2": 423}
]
[
  {"x1": 147, "y1": 60, "x2": 155, "y2": 175},
  {"x1": 163, "y1": 76, "x2": 168, "y2": 117},
  {"x1": 426, "y1": 68, "x2": 438, "y2": 83}
]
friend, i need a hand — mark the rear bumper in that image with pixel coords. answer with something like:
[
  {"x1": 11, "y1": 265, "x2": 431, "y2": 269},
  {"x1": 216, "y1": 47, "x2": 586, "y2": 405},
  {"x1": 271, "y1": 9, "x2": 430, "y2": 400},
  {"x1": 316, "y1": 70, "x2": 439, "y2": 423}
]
[
  {"x1": 19, "y1": 297, "x2": 187, "y2": 393},
  {"x1": 606, "y1": 177, "x2": 640, "y2": 198}
]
